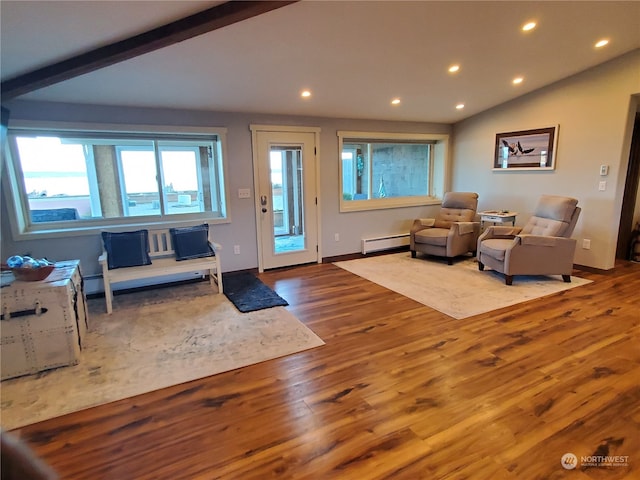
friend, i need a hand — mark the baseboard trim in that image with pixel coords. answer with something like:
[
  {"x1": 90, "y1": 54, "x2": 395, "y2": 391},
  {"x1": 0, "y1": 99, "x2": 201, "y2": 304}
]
[
  {"x1": 573, "y1": 263, "x2": 612, "y2": 275},
  {"x1": 323, "y1": 246, "x2": 409, "y2": 264}
]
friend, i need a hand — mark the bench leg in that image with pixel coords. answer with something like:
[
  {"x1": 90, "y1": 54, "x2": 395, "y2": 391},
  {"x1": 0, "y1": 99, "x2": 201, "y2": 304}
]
[
  {"x1": 212, "y1": 268, "x2": 223, "y2": 294},
  {"x1": 210, "y1": 256, "x2": 222, "y2": 294},
  {"x1": 104, "y1": 279, "x2": 114, "y2": 314}
]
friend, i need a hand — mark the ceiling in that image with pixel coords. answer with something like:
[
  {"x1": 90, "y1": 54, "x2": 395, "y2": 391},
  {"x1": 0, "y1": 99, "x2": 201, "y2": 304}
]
[{"x1": 1, "y1": 1, "x2": 639, "y2": 124}]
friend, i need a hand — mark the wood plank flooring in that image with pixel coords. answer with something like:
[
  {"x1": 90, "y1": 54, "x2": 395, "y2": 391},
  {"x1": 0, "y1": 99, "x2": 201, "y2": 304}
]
[{"x1": 6, "y1": 259, "x2": 640, "y2": 479}]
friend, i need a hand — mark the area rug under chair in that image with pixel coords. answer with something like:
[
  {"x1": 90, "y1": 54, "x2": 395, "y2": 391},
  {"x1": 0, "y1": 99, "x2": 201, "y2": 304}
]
[
  {"x1": 0, "y1": 282, "x2": 324, "y2": 430},
  {"x1": 335, "y1": 252, "x2": 592, "y2": 319}
]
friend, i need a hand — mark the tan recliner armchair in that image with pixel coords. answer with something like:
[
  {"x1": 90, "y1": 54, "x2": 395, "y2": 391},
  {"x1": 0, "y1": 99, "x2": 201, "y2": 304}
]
[
  {"x1": 477, "y1": 195, "x2": 581, "y2": 285},
  {"x1": 410, "y1": 192, "x2": 480, "y2": 265}
]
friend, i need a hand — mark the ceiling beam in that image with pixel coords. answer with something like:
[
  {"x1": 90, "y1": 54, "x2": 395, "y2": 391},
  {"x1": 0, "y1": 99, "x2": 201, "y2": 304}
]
[{"x1": 1, "y1": 1, "x2": 298, "y2": 100}]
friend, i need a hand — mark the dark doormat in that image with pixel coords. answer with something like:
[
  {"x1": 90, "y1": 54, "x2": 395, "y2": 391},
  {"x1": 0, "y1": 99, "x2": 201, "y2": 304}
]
[{"x1": 223, "y1": 272, "x2": 289, "y2": 313}]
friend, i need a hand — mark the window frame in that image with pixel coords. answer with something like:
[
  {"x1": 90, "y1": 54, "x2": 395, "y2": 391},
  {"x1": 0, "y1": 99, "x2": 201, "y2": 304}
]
[
  {"x1": 337, "y1": 131, "x2": 449, "y2": 212},
  {"x1": 2, "y1": 121, "x2": 230, "y2": 240}
]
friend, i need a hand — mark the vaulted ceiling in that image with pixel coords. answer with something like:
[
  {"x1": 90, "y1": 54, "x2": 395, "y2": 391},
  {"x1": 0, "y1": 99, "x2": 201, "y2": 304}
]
[{"x1": 1, "y1": 1, "x2": 639, "y2": 124}]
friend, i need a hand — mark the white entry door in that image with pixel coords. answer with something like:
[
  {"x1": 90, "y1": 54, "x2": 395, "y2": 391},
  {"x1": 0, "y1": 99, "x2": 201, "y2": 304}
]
[{"x1": 251, "y1": 126, "x2": 320, "y2": 271}]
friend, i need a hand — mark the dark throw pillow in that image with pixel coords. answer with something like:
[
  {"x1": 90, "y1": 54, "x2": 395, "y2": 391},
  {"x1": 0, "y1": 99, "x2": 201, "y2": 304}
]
[
  {"x1": 170, "y1": 224, "x2": 214, "y2": 261},
  {"x1": 101, "y1": 230, "x2": 152, "y2": 270}
]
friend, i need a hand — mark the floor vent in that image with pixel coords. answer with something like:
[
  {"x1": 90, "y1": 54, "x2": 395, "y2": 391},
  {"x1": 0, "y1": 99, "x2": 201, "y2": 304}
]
[{"x1": 361, "y1": 233, "x2": 410, "y2": 254}]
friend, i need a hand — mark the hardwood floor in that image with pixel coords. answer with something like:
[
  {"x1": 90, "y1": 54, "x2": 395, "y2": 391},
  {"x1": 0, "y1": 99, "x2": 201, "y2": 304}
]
[{"x1": 6, "y1": 259, "x2": 640, "y2": 479}]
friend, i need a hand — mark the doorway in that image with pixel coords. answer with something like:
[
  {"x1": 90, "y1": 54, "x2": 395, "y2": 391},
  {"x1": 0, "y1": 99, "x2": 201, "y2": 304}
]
[
  {"x1": 250, "y1": 126, "x2": 321, "y2": 271},
  {"x1": 616, "y1": 111, "x2": 640, "y2": 260}
]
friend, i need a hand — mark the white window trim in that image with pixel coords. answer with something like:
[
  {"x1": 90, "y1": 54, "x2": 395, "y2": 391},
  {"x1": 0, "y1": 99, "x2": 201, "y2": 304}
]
[
  {"x1": 337, "y1": 131, "x2": 450, "y2": 212},
  {"x1": 2, "y1": 121, "x2": 231, "y2": 241}
]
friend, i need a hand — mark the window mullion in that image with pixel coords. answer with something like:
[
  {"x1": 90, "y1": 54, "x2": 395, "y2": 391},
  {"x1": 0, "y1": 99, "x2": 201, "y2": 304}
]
[
  {"x1": 367, "y1": 144, "x2": 373, "y2": 198},
  {"x1": 84, "y1": 145, "x2": 102, "y2": 217},
  {"x1": 154, "y1": 142, "x2": 167, "y2": 216}
]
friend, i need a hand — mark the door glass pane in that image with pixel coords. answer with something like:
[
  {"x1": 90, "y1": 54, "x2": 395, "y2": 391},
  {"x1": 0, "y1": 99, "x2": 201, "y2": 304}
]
[{"x1": 270, "y1": 146, "x2": 305, "y2": 254}]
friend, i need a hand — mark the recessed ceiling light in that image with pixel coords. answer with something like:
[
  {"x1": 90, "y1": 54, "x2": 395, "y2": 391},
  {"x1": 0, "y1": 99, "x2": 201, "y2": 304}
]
[
  {"x1": 513, "y1": 77, "x2": 524, "y2": 85},
  {"x1": 300, "y1": 90, "x2": 311, "y2": 98},
  {"x1": 448, "y1": 64, "x2": 460, "y2": 73},
  {"x1": 522, "y1": 21, "x2": 537, "y2": 32},
  {"x1": 595, "y1": 39, "x2": 609, "y2": 48},
  {"x1": 455, "y1": 104, "x2": 465, "y2": 110},
  {"x1": 391, "y1": 98, "x2": 401, "y2": 105}
]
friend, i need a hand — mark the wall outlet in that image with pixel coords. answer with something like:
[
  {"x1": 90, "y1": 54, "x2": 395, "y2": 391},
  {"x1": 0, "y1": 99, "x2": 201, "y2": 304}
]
[
  {"x1": 233, "y1": 245, "x2": 240, "y2": 254},
  {"x1": 238, "y1": 188, "x2": 251, "y2": 199},
  {"x1": 598, "y1": 181, "x2": 606, "y2": 191},
  {"x1": 334, "y1": 233, "x2": 340, "y2": 241},
  {"x1": 582, "y1": 239, "x2": 591, "y2": 249}
]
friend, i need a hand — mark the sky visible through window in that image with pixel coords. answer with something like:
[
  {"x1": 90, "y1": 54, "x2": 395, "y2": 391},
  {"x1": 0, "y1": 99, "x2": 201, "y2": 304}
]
[{"x1": 18, "y1": 137, "x2": 88, "y2": 196}]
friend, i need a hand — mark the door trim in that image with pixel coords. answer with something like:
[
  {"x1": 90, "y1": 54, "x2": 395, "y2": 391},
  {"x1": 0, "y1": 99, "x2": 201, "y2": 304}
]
[{"x1": 250, "y1": 125, "x2": 322, "y2": 272}]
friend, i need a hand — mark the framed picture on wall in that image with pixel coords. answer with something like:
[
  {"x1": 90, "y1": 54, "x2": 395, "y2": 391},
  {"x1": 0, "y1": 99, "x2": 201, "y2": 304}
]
[{"x1": 493, "y1": 125, "x2": 558, "y2": 170}]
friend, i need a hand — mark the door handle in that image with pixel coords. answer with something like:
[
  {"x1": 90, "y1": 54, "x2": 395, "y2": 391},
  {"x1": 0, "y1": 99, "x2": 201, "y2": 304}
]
[{"x1": 260, "y1": 195, "x2": 268, "y2": 206}]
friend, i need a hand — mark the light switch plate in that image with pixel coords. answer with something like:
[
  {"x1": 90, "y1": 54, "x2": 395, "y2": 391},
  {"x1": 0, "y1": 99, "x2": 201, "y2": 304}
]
[{"x1": 599, "y1": 165, "x2": 609, "y2": 176}]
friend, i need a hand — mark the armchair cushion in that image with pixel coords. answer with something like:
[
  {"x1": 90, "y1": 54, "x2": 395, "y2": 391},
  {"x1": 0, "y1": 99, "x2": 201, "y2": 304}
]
[
  {"x1": 434, "y1": 192, "x2": 479, "y2": 228},
  {"x1": 478, "y1": 238, "x2": 514, "y2": 261},
  {"x1": 414, "y1": 228, "x2": 449, "y2": 246},
  {"x1": 520, "y1": 217, "x2": 566, "y2": 237},
  {"x1": 534, "y1": 195, "x2": 578, "y2": 223},
  {"x1": 521, "y1": 195, "x2": 579, "y2": 237}
]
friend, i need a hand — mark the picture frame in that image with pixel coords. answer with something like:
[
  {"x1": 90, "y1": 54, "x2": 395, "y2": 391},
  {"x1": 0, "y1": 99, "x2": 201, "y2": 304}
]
[{"x1": 493, "y1": 125, "x2": 558, "y2": 171}]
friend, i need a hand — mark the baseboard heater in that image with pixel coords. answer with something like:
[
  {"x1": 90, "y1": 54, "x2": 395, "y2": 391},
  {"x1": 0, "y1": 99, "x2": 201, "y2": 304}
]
[{"x1": 361, "y1": 233, "x2": 410, "y2": 254}]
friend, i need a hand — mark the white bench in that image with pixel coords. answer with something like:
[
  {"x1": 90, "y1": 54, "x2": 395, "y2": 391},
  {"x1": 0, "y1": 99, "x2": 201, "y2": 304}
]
[{"x1": 98, "y1": 228, "x2": 222, "y2": 314}]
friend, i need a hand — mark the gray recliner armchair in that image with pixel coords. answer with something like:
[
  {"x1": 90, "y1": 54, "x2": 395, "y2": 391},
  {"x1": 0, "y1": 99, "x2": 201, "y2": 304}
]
[
  {"x1": 410, "y1": 192, "x2": 480, "y2": 265},
  {"x1": 477, "y1": 195, "x2": 581, "y2": 285}
]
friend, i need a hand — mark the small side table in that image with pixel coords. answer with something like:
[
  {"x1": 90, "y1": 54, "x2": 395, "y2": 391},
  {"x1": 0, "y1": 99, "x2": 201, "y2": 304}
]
[{"x1": 480, "y1": 211, "x2": 518, "y2": 228}]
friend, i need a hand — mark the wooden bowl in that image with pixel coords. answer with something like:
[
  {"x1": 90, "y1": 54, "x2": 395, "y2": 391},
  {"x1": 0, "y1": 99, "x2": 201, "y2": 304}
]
[{"x1": 11, "y1": 265, "x2": 55, "y2": 282}]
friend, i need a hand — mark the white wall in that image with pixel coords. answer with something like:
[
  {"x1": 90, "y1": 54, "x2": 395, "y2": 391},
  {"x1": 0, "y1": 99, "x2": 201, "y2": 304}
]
[
  {"x1": 1, "y1": 103, "x2": 450, "y2": 284},
  {"x1": 452, "y1": 50, "x2": 640, "y2": 270}
]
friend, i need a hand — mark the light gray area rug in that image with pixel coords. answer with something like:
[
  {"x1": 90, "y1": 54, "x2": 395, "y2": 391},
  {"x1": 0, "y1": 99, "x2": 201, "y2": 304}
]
[
  {"x1": 1, "y1": 283, "x2": 324, "y2": 430},
  {"x1": 335, "y1": 252, "x2": 592, "y2": 319}
]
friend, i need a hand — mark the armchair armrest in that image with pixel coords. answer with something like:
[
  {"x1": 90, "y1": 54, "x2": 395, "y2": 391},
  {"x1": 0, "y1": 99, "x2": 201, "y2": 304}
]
[
  {"x1": 516, "y1": 234, "x2": 574, "y2": 247},
  {"x1": 411, "y1": 218, "x2": 436, "y2": 234},
  {"x1": 452, "y1": 221, "x2": 479, "y2": 236},
  {"x1": 479, "y1": 225, "x2": 523, "y2": 241}
]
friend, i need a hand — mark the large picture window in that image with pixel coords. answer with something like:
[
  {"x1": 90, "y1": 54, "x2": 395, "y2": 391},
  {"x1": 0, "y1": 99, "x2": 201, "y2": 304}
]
[
  {"x1": 338, "y1": 131, "x2": 449, "y2": 212},
  {"x1": 4, "y1": 124, "x2": 228, "y2": 236}
]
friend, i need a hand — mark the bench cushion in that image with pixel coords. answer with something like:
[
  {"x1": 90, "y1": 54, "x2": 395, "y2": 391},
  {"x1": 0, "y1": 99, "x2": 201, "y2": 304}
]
[
  {"x1": 101, "y1": 230, "x2": 152, "y2": 270},
  {"x1": 170, "y1": 224, "x2": 214, "y2": 261}
]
